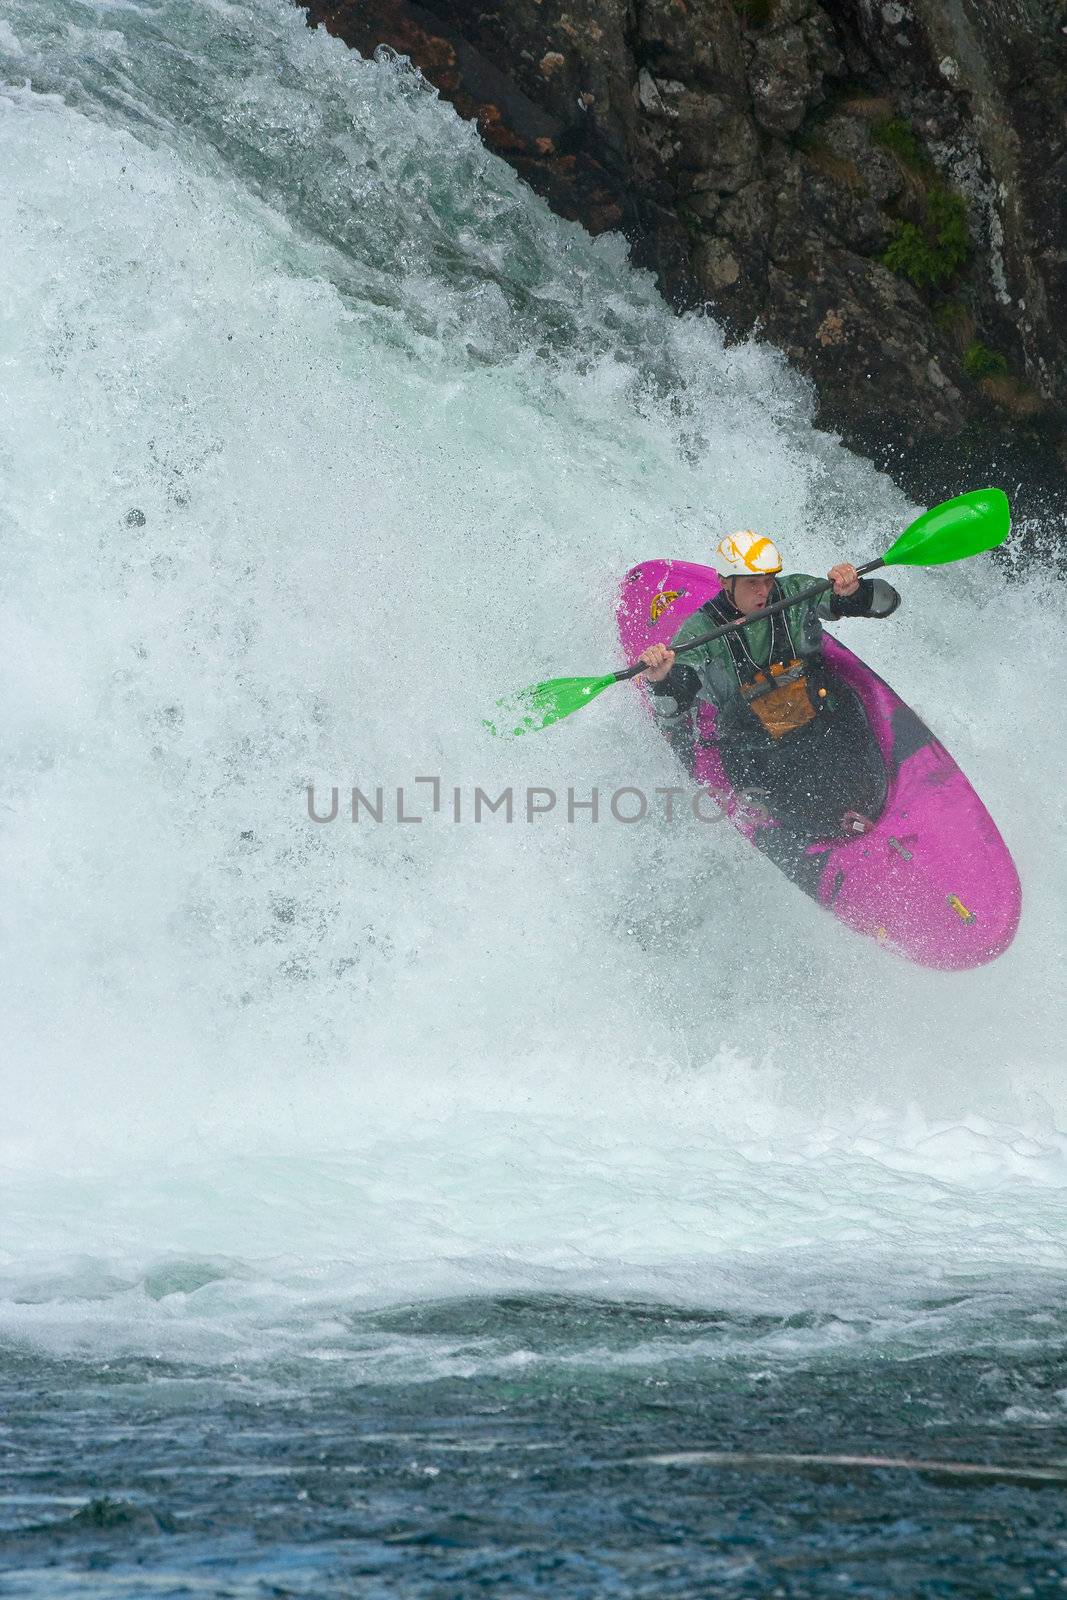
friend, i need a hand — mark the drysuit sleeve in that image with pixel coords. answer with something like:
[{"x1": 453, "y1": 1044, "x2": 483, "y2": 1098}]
[
  {"x1": 646, "y1": 661, "x2": 701, "y2": 715},
  {"x1": 819, "y1": 577, "x2": 900, "y2": 621},
  {"x1": 645, "y1": 660, "x2": 702, "y2": 771}
]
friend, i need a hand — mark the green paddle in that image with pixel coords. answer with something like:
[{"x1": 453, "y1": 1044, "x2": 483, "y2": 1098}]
[{"x1": 486, "y1": 487, "x2": 1010, "y2": 737}]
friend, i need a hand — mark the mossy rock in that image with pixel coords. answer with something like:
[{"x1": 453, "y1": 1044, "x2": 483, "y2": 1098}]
[
  {"x1": 934, "y1": 300, "x2": 975, "y2": 353},
  {"x1": 963, "y1": 340, "x2": 1008, "y2": 378},
  {"x1": 872, "y1": 116, "x2": 932, "y2": 174},
  {"x1": 935, "y1": 300, "x2": 969, "y2": 330},
  {"x1": 883, "y1": 185, "x2": 970, "y2": 288}
]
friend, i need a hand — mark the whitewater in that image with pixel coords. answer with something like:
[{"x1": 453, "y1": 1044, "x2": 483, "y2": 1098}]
[{"x1": 1, "y1": 0, "x2": 1067, "y2": 1591}]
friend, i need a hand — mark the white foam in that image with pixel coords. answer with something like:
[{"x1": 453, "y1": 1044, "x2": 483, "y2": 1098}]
[{"x1": 1, "y1": 0, "x2": 1065, "y2": 1370}]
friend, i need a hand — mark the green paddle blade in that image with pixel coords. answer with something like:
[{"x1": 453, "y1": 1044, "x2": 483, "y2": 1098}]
[
  {"x1": 484, "y1": 673, "x2": 616, "y2": 737},
  {"x1": 883, "y1": 486, "x2": 1011, "y2": 567}
]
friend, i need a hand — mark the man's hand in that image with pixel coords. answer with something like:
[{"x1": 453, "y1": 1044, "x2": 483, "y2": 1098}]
[
  {"x1": 828, "y1": 563, "x2": 861, "y2": 597},
  {"x1": 638, "y1": 643, "x2": 676, "y2": 682}
]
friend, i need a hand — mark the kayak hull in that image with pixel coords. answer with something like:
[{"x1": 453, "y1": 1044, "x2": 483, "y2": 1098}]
[{"x1": 618, "y1": 560, "x2": 1021, "y2": 970}]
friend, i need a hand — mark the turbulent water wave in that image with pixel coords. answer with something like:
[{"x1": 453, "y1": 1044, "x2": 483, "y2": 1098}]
[
  {"x1": 1, "y1": 0, "x2": 1066, "y2": 1379},
  {"x1": 3, "y1": 1093, "x2": 1067, "y2": 1372}
]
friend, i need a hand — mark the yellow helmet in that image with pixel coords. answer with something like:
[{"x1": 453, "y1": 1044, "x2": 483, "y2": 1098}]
[{"x1": 712, "y1": 529, "x2": 784, "y2": 578}]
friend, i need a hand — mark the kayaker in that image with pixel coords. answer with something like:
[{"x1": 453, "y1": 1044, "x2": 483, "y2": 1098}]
[{"x1": 637, "y1": 531, "x2": 900, "y2": 852}]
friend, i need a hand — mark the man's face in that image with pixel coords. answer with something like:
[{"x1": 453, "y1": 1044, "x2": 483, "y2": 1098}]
[{"x1": 731, "y1": 574, "x2": 776, "y2": 613}]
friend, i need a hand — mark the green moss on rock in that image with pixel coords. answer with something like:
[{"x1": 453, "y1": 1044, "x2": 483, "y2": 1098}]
[
  {"x1": 963, "y1": 341, "x2": 1009, "y2": 377},
  {"x1": 883, "y1": 185, "x2": 970, "y2": 289},
  {"x1": 935, "y1": 300, "x2": 968, "y2": 330},
  {"x1": 871, "y1": 116, "x2": 931, "y2": 172}
]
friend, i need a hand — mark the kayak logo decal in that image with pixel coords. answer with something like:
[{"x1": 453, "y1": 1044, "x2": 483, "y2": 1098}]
[
  {"x1": 946, "y1": 894, "x2": 976, "y2": 923},
  {"x1": 650, "y1": 588, "x2": 685, "y2": 623}
]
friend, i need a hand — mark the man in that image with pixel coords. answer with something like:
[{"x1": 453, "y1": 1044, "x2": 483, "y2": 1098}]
[{"x1": 638, "y1": 530, "x2": 900, "y2": 858}]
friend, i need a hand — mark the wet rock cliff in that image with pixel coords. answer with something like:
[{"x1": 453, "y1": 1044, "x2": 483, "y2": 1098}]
[{"x1": 302, "y1": 0, "x2": 1067, "y2": 520}]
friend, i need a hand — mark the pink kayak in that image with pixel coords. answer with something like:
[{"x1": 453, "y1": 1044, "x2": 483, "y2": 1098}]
[{"x1": 618, "y1": 559, "x2": 1021, "y2": 970}]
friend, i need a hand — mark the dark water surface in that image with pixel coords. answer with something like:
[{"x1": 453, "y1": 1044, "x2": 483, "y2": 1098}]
[{"x1": 4, "y1": 1294, "x2": 1067, "y2": 1597}]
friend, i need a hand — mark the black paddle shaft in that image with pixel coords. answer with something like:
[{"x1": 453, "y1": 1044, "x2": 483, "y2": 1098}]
[{"x1": 613, "y1": 558, "x2": 886, "y2": 683}]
